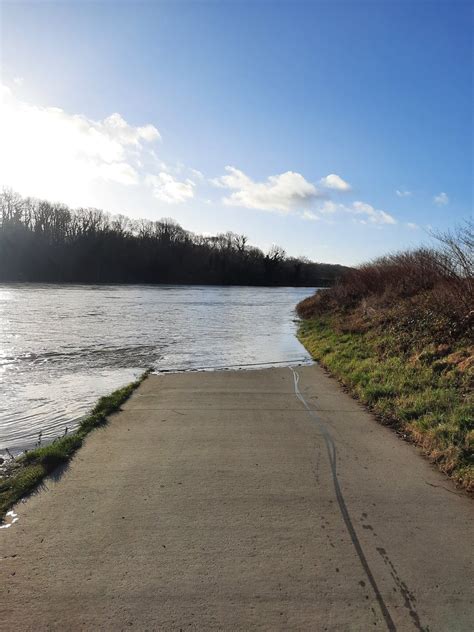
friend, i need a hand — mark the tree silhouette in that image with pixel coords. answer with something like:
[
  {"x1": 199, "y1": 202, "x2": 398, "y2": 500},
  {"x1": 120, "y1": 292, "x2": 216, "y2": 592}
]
[{"x1": 0, "y1": 189, "x2": 348, "y2": 286}]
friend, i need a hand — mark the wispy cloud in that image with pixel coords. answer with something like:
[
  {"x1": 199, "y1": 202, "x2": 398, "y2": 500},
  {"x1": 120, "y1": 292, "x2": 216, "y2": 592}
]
[
  {"x1": 350, "y1": 201, "x2": 396, "y2": 225},
  {"x1": 189, "y1": 168, "x2": 204, "y2": 181},
  {"x1": 212, "y1": 166, "x2": 320, "y2": 213},
  {"x1": 319, "y1": 173, "x2": 351, "y2": 191},
  {"x1": 307, "y1": 200, "x2": 396, "y2": 225},
  {"x1": 396, "y1": 189, "x2": 412, "y2": 198},
  {"x1": 433, "y1": 191, "x2": 449, "y2": 206},
  {"x1": 318, "y1": 200, "x2": 339, "y2": 214},
  {"x1": 145, "y1": 172, "x2": 195, "y2": 203},
  {"x1": 301, "y1": 210, "x2": 320, "y2": 221}
]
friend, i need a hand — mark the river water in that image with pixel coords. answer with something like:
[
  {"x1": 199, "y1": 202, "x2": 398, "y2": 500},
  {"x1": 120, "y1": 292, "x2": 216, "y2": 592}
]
[{"x1": 0, "y1": 284, "x2": 315, "y2": 455}]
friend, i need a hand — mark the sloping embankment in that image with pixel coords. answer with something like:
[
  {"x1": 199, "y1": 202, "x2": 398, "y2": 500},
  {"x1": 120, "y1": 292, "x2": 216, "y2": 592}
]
[{"x1": 297, "y1": 316, "x2": 473, "y2": 491}]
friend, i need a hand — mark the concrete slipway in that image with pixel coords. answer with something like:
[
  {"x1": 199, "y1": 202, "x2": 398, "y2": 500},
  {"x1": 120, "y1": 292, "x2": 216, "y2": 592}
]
[{"x1": 1, "y1": 366, "x2": 472, "y2": 631}]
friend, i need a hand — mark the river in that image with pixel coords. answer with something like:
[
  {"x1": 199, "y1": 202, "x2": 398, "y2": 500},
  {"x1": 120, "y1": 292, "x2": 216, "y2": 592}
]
[{"x1": 0, "y1": 284, "x2": 315, "y2": 455}]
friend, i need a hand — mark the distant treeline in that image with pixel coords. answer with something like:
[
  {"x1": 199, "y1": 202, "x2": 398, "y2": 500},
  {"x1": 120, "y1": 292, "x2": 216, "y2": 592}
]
[{"x1": 0, "y1": 190, "x2": 348, "y2": 286}]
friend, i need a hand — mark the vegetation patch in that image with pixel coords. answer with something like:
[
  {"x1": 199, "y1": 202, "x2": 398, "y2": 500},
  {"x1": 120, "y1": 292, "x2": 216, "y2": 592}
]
[
  {"x1": 0, "y1": 371, "x2": 150, "y2": 522},
  {"x1": 297, "y1": 223, "x2": 473, "y2": 491}
]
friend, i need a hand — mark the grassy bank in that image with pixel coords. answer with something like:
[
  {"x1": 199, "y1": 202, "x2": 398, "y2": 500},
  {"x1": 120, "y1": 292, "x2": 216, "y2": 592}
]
[
  {"x1": 297, "y1": 224, "x2": 473, "y2": 491},
  {"x1": 0, "y1": 371, "x2": 150, "y2": 522}
]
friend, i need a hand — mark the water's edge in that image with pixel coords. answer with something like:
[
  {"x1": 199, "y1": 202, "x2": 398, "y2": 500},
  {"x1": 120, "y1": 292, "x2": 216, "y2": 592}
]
[{"x1": 1, "y1": 284, "x2": 317, "y2": 454}]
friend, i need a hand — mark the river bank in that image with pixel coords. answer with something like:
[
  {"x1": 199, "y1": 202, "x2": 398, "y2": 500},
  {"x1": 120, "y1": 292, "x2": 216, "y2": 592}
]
[
  {"x1": 0, "y1": 371, "x2": 149, "y2": 522},
  {"x1": 297, "y1": 230, "x2": 473, "y2": 491},
  {"x1": 298, "y1": 318, "x2": 473, "y2": 491}
]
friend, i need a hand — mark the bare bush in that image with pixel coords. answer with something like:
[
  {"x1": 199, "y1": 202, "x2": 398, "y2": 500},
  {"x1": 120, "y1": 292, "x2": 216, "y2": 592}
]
[{"x1": 298, "y1": 221, "x2": 473, "y2": 342}]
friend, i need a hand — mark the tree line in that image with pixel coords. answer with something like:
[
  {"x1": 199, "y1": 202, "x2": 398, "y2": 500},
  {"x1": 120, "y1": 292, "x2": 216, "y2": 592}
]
[{"x1": 0, "y1": 190, "x2": 348, "y2": 286}]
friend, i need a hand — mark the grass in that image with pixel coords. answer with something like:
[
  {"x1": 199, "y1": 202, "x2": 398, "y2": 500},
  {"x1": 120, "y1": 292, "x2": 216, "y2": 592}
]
[
  {"x1": 298, "y1": 318, "x2": 473, "y2": 491},
  {"x1": 0, "y1": 370, "x2": 150, "y2": 522}
]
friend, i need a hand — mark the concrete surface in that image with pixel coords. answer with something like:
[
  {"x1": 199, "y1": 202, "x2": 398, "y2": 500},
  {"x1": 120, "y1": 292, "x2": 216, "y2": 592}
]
[{"x1": 0, "y1": 365, "x2": 472, "y2": 631}]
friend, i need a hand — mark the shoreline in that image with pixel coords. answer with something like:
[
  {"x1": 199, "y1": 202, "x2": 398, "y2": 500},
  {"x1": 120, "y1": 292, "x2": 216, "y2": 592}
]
[
  {"x1": 1, "y1": 284, "x2": 314, "y2": 459},
  {"x1": 0, "y1": 370, "x2": 150, "y2": 522},
  {"x1": 0, "y1": 281, "x2": 327, "y2": 288},
  {"x1": 3, "y1": 330, "x2": 471, "y2": 525},
  {"x1": 1, "y1": 360, "x2": 315, "y2": 523}
]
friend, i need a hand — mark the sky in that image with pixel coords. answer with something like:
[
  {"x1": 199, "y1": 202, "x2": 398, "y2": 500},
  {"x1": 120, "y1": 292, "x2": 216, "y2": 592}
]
[{"x1": 0, "y1": 0, "x2": 472, "y2": 265}]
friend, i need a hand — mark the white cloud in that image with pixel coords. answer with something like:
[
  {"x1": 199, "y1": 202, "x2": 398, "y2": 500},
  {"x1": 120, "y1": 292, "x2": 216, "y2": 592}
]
[
  {"x1": 351, "y1": 201, "x2": 396, "y2": 225},
  {"x1": 319, "y1": 173, "x2": 352, "y2": 191},
  {"x1": 434, "y1": 191, "x2": 449, "y2": 206},
  {"x1": 406, "y1": 222, "x2": 419, "y2": 230},
  {"x1": 190, "y1": 168, "x2": 204, "y2": 181},
  {"x1": 212, "y1": 166, "x2": 320, "y2": 213},
  {"x1": 212, "y1": 166, "x2": 397, "y2": 227},
  {"x1": 300, "y1": 199, "x2": 397, "y2": 226},
  {"x1": 312, "y1": 200, "x2": 396, "y2": 225},
  {"x1": 396, "y1": 189, "x2": 412, "y2": 197},
  {"x1": 13, "y1": 76, "x2": 24, "y2": 87},
  {"x1": 318, "y1": 200, "x2": 340, "y2": 214},
  {"x1": 97, "y1": 162, "x2": 140, "y2": 185},
  {"x1": 145, "y1": 172, "x2": 195, "y2": 204},
  {"x1": 100, "y1": 112, "x2": 161, "y2": 145},
  {"x1": 0, "y1": 82, "x2": 161, "y2": 205},
  {"x1": 301, "y1": 211, "x2": 320, "y2": 221}
]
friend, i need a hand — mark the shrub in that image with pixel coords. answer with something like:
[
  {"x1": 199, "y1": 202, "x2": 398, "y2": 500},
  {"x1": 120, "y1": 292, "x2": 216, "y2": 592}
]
[{"x1": 298, "y1": 221, "x2": 473, "y2": 346}]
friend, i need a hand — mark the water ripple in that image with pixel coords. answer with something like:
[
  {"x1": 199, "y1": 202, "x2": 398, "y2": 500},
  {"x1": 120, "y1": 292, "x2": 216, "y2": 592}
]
[{"x1": 0, "y1": 284, "x2": 315, "y2": 454}]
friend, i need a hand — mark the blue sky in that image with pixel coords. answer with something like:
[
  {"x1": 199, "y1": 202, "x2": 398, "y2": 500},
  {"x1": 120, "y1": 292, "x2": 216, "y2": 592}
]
[{"x1": 0, "y1": 0, "x2": 472, "y2": 265}]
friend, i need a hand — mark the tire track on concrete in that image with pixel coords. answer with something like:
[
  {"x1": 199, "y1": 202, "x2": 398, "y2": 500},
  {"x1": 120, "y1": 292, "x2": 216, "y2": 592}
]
[{"x1": 290, "y1": 367, "x2": 397, "y2": 632}]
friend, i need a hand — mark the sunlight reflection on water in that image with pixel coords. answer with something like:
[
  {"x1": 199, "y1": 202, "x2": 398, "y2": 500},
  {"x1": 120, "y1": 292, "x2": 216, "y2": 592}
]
[{"x1": 0, "y1": 284, "x2": 316, "y2": 454}]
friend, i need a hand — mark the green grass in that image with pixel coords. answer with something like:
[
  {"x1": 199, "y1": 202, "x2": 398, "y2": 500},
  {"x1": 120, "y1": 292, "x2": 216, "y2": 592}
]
[
  {"x1": 0, "y1": 370, "x2": 150, "y2": 522},
  {"x1": 298, "y1": 318, "x2": 473, "y2": 491}
]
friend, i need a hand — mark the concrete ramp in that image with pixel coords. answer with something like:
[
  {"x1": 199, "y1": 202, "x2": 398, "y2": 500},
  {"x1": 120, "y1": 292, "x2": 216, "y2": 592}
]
[{"x1": 1, "y1": 366, "x2": 472, "y2": 630}]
